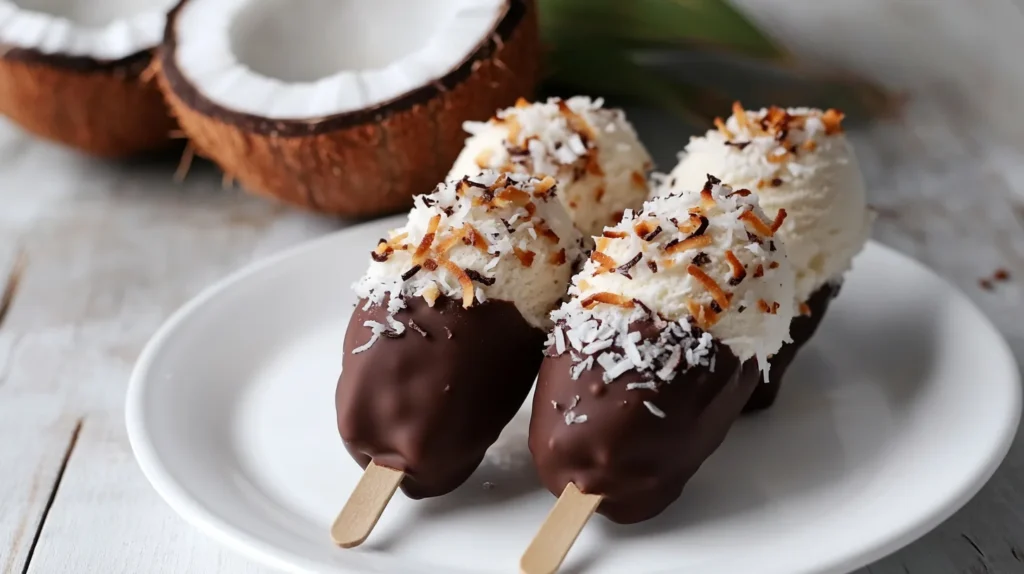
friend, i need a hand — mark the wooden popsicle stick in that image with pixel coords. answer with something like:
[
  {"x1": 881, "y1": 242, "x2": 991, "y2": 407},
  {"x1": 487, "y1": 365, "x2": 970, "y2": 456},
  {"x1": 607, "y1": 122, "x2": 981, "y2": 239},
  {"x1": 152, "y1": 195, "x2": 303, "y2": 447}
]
[
  {"x1": 520, "y1": 483, "x2": 603, "y2": 574},
  {"x1": 331, "y1": 461, "x2": 405, "y2": 548}
]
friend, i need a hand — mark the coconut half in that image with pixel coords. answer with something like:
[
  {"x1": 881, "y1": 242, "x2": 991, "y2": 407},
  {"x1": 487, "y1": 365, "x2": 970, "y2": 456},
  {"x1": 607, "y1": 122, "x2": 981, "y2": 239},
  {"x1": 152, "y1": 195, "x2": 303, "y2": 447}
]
[
  {"x1": 158, "y1": 0, "x2": 541, "y2": 217},
  {"x1": 0, "y1": 0, "x2": 178, "y2": 156}
]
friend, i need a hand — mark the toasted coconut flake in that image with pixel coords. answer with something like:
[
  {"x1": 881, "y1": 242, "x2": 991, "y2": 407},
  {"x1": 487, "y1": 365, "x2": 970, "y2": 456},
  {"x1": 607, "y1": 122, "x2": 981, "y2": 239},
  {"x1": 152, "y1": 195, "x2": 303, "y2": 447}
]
[
  {"x1": 591, "y1": 251, "x2": 617, "y2": 273},
  {"x1": 770, "y1": 208, "x2": 788, "y2": 233},
  {"x1": 556, "y1": 99, "x2": 597, "y2": 141},
  {"x1": 412, "y1": 215, "x2": 442, "y2": 263},
  {"x1": 732, "y1": 102, "x2": 753, "y2": 132},
  {"x1": 821, "y1": 109, "x2": 845, "y2": 135},
  {"x1": 594, "y1": 186, "x2": 605, "y2": 202},
  {"x1": 603, "y1": 230, "x2": 628, "y2": 239},
  {"x1": 372, "y1": 239, "x2": 394, "y2": 262},
  {"x1": 687, "y1": 264, "x2": 731, "y2": 309},
  {"x1": 763, "y1": 106, "x2": 788, "y2": 128},
  {"x1": 462, "y1": 223, "x2": 489, "y2": 252},
  {"x1": 435, "y1": 227, "x2": 467, "y2": 254},
  {"x1": 665, "y1": 234, "x2": 713, "y2": 255},
  {"x1": 488, "y1": 173, "x2": 510, "y2": 193},
  {"x1": 633, "y1": 220, "x2": 654, "y2": 238},
  {"x1": 631, "y1": 171, "x2": 646, "y2": 188},
  {"x1": 686, "y1": 298, "x2": 720, "y2": 329},
  {"x1": 727, "y1": 188, "x2": 752, "y2": 198},
  {"x1": 714, "y1": 117, "x2": 735, "y2": 140},
  {"x1": 515, "y1": 97, "x2": 530, "y2": 109},
  {"x1": 802, "y1": 140, "x2": 818, "y2": 152},
  {"x1": 535, "y1": 221, "x2": 560, "y2": 244},
  {"x1": 475, "y1": 149, "x2": 494, "y2": 169},
  {"x1": 767, "y1": 149, "x2": 790, "y2": 164},
  {"x1": 725, "y1": 250, "x2": 746, "y2": 285},
  {"x1": 422, "y1": 283, "x2": 441, "y2": 307},
  {"x1": 440, "y1": 259, "x2": 475, "y2": 308},
  {"x1": 513, "y1": 247, "x2": 536, "y2": 267},
  {"x1": 799, "y1": 302, "x2": 812, "y2": 316},
  {"x1": 740, "y1": 209, "x2": 775, "y2": 237},
  {"x1": 757, "y1": 299, "x2": 772, "y2": 313},
  {"x1": 524, "y1": 202, "x2": 537, "y2": 217},
  {"x1": 753, "y1": 264, "x2": 764, "y2": 278},
  {"x1": 505, "y1": 116, "x2": 523, "y2": 144},
  {"x1": 585, "y1": 154, "x2": 605, "y2": 177},
  {"x1": 700, "y1": 189, "x2": 717, "y2": 210},
  {"x1": 647, "y1": 260, "x2": 658, "y2": 273},
  {"x1": 496, "y1": 186, "x2": 531, "y2": 206},
  {"x1": 769, "y1": 261, "x2": 780, "y2": 270},
  {"x1": 533, "y1": 176, "x2": 557, "y2": 197},
  {"x1": 581, "y1": 292, "x2": 635, "y2": 309},
  {"x1": 683, "y1": 214, "x2": 709, "y2": 237},
  {"x1": 549, "y1": 249, "x2": 567, "y2": 265},
  {"x1": 595, "y1": 237, "x2": 613, "y2": 253}
]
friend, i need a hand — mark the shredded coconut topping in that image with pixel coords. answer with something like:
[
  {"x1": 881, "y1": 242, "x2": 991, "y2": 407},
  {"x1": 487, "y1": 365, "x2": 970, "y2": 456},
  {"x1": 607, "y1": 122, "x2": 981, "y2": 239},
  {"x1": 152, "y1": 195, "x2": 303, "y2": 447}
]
[
  {"x1": 351, "y1": 171, "x2": 582, "y2": 352},
  {"x1": 452, "y1": 96, "x2": 653, "y2": 237},
  {"x1": 660, "y1": 103, "x2": 872, "y2": 304},
  {"x1": 548, "y1": 177, "x2": 797, "y2": 397}
]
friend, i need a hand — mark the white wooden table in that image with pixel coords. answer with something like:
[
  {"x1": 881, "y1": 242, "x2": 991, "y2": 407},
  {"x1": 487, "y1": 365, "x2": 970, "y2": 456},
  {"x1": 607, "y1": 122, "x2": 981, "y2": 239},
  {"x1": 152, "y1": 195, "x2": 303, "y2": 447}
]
[{"x1": 4, "y1": 1, "x2": 1024, "y2": 572}]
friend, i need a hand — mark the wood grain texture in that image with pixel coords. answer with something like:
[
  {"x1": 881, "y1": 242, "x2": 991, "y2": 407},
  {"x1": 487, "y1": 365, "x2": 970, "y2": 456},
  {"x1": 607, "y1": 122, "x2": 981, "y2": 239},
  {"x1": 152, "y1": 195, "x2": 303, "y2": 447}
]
[
  {"x1": 1, "y1": 1, "x2": 1024, "y2": 572},
  {"x1": 21, "y1": 417, "x2": 272, "y2": 574},
  {"x1": 331, "y1": 462, "x2": 404, "y2": 548},
  {"x1": 0, "y1": 399, "x2": 79, "y2": 574}
]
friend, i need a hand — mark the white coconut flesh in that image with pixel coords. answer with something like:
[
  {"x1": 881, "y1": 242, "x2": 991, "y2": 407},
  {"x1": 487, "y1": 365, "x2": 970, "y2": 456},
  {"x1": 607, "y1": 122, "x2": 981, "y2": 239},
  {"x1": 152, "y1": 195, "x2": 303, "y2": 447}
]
[
  {"x1": 172, "y1": 0, "x2": 508, "y2": 120},
  {"x1": 0, "y1": 0, "x2": 175, "y2": 60}
]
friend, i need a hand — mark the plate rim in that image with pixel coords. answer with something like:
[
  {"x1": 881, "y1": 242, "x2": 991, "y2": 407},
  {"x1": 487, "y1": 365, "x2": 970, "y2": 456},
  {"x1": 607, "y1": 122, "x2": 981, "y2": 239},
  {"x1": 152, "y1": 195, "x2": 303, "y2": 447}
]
[{"x1": 125, "y1": 220, "x2": 1022, "y2": 574}]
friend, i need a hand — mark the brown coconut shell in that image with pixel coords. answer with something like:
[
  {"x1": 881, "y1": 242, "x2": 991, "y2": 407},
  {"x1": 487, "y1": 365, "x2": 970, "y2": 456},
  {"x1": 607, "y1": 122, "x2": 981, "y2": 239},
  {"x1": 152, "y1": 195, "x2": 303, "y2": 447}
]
[
  {"x1": 0, "y1": 50, "x2": 177, "y2": 157},
  {"x1": 157, "y1": 0, "x2": 542, "y2": 218}
]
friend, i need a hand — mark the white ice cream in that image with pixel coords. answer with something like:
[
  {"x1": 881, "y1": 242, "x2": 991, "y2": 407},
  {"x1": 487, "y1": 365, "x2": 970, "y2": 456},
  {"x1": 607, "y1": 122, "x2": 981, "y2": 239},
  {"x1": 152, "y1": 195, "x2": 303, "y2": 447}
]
[
  {"x1": 448, "y1": 96, "x2": 653, "y2": 238},
  {"x1": 658, "y1": 105, "x2": 871, "y2": 303},
  {"x1": 550, "y1": 178, "x2": 796, "y2": 382},
  {"x1": 353, "y1": 171, "x2": 582, "y2": 337}
]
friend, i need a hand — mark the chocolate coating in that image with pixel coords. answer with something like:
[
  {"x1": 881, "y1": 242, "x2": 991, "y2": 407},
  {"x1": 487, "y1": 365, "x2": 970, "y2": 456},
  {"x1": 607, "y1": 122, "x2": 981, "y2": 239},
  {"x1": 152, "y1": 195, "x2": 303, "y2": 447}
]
[
  {"x1": 338, "y1": 296, "x2": 544, "y2": 499},
  {"x1": 743, "y1": 281, "x2": 841, "y2": 412},
  {"x1": 529, "y1": 321, "x2": 760, "y2": 524}
]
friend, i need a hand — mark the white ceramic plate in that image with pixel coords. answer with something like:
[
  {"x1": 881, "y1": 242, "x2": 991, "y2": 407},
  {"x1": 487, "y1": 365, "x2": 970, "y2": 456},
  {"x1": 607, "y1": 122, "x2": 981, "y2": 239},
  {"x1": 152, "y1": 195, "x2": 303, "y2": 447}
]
[{"x1": 126, "y1": 216, "x2": 1021, "y2": 574}]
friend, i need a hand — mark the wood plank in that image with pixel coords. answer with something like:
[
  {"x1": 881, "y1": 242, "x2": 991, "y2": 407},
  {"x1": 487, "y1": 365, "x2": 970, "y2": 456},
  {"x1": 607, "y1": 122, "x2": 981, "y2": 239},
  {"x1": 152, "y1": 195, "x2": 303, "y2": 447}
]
[
  {"x1": 0, "y1": 124, "x2": 334, "y2": 573},
  {"x1": 22, "y1": 415, "x2": 272, "y2": 574},
  {"x1": 0, "y1": 398, "x2": 79, "y2": 574}
]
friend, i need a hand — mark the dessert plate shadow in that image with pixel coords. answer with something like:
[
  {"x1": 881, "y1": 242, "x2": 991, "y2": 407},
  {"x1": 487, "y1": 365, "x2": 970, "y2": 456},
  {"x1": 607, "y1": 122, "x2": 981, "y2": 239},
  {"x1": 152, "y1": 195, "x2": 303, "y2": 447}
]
[{"x1": 126, "y1": 215, "x2": 1021, "y2": 574}]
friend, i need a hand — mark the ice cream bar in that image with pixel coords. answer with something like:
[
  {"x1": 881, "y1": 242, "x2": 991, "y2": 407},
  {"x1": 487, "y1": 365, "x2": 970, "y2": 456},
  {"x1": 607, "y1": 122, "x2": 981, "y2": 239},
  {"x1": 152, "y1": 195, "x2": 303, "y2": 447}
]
[
  {"x1": 526, "y1": 177, "x2": 796, "y2": 536},
  {"x1": 657, "y1": 104, "x2": 871, "y2": 411},
  {"x1": 448, "y1": 96, "x2": 653, "y2": 238},
  {"x1": 334, "y1": 171, "x2": 581, "y2": 545}
]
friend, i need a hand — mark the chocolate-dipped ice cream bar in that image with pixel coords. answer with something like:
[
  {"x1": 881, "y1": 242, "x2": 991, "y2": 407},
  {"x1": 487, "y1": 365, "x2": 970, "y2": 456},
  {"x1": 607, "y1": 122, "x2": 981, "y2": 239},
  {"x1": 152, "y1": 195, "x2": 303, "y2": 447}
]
[
  {"x1": 521, "y1": 177, "x2": 796, "y2": 573},
  {"x1": 448, "y1": 96, "x2": 653, "y2": 238},
  {"x1": 657, "y1": 104, "x2": 871, "y2": 411},
  {"x1": 333, "y1": 170, "x2": 581, "y2": 547}
]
